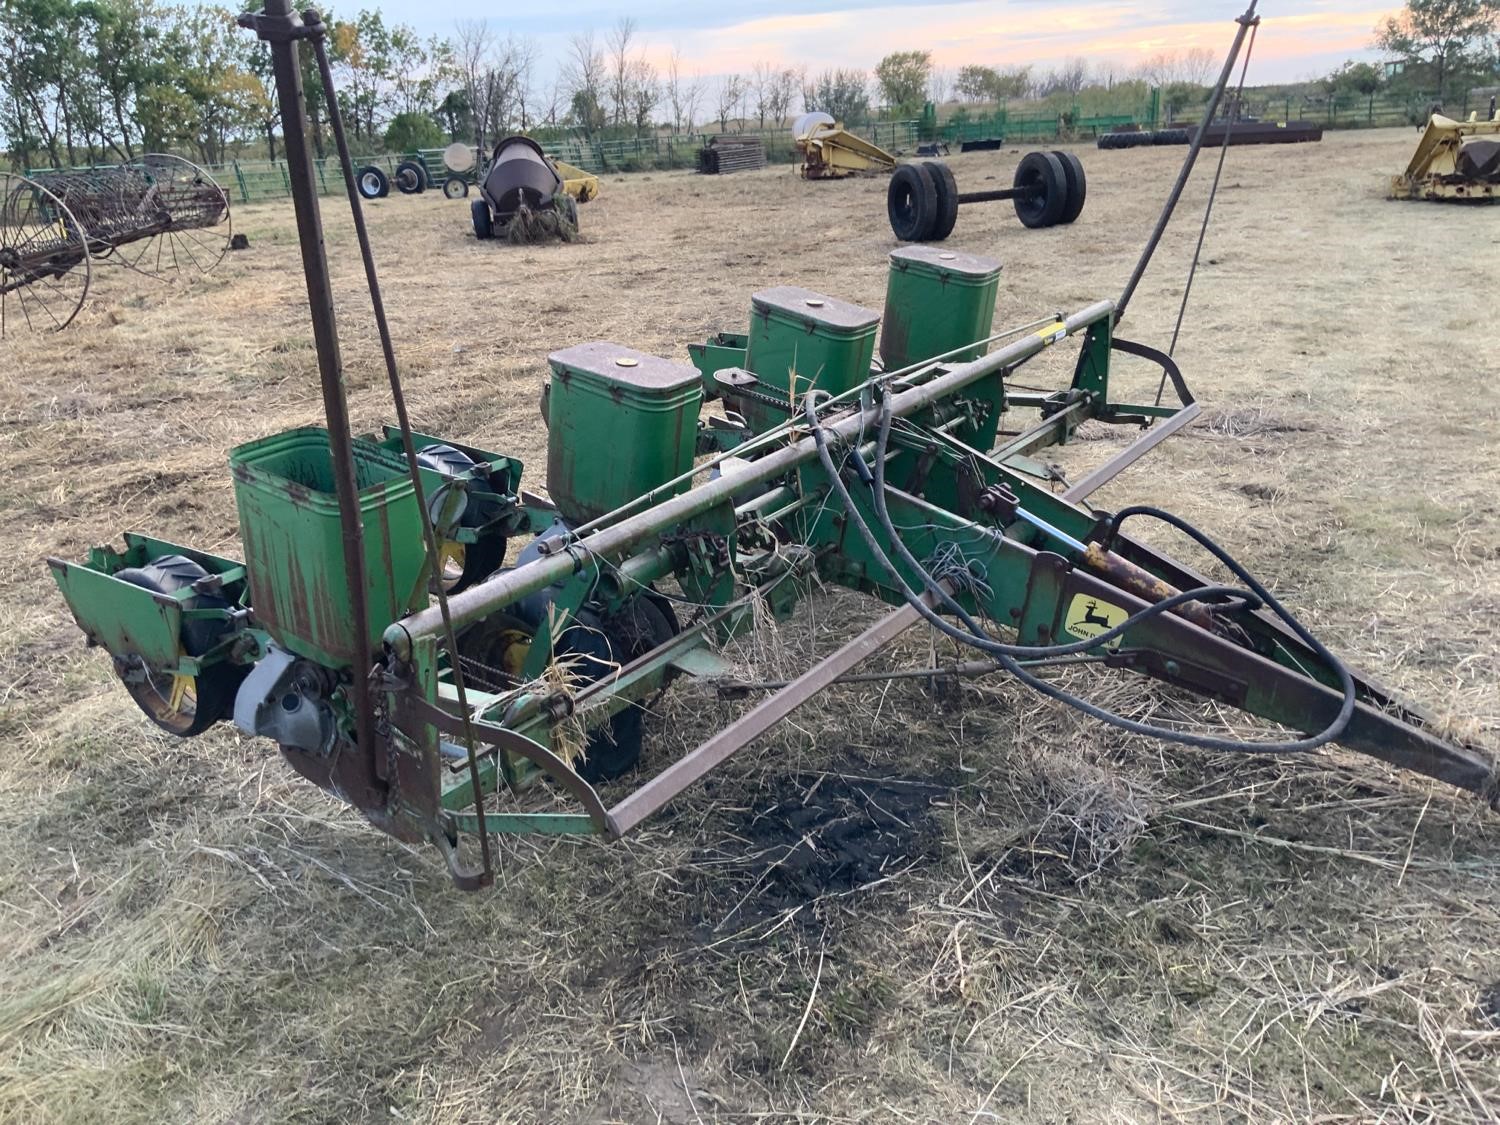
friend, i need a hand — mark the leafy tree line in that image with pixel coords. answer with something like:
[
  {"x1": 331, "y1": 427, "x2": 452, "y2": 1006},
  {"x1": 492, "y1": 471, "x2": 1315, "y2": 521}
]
[
  {"x1": 5, "y1": 0, "x2": 1494, "y2": 171},
  {"x1": 0, "y1": 0, "x2": 455, "y2": 167}
]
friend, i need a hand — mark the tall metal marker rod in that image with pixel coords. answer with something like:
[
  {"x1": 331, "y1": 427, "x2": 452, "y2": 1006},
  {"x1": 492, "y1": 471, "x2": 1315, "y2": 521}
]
[
  {"x1": 238, "y1": 0, "x2": 380, "y2": 800},
  {"x1": 1116, "y1": 0, "x2": 1260, "y2": 320}
]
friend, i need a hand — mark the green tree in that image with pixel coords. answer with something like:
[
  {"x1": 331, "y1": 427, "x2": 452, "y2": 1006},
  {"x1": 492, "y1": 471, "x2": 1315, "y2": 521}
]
[
  {"x1": 874, "y1": 50, "x2": 931, "y2": 115},
  {"x1": 436, "y1": 88, "x2": 473, "y2": 141},
  {"x1": 1375, "y1": 0, "x2": 1500, "y2": 100},
  {"x1": 383, "y1": 110, "x2": 443, "y2": 152},
  {"x1": 955, "y1": 64, "x2": 997, "y2": 102},
  {"x1": 1325, "y1": 60, "x2": 1385, "y2": 96},
  {"x1": 803, "y1": 68, "x2": 869, "y2": 125}
]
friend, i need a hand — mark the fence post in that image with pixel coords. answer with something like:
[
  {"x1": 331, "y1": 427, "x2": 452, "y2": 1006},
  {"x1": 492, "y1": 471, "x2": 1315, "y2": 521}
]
[{"x1": 233, "y1": 161, "x2": 249, "y2": 204}]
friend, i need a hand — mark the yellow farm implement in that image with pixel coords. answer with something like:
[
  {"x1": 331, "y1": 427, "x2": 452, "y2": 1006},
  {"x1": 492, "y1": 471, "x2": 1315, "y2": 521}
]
[{"x1": 1391, "y1": 113, "x2": 1500, "y2": 202}]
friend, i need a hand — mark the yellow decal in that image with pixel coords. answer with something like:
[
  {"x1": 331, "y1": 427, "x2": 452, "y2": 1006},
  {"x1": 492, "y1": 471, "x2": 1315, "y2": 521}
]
[
  {"x1": 1063, "y1": 593, "x2": 1127, "y2": 645},
  {"x1": 1037, "y1": 321, "x2": 1067, "y2": 347}
]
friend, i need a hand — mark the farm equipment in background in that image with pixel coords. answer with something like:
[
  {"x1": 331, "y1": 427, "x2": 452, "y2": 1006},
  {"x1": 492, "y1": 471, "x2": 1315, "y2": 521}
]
[
  {"x1": 887, "y1": 152, "x2": 1086, "y2": 241},
  {"x1": 1391, "y1": 112, "x2": 1500, "y2": 202},
  {"x1": 354, "y1": 141, "x2": 601, "y2": 211},
  {"x1": 0, "y1": 154, "x2": 231, "y2": 337},
  {"x1": 45, "y1": 0, "x2": 1498, "y2": 889},
  {"x1": 469, "y1": 136, "x2": 598, "y2": 242},
  {"x1": 795, "y1": 113, "x2": 898, "y2": 179}
]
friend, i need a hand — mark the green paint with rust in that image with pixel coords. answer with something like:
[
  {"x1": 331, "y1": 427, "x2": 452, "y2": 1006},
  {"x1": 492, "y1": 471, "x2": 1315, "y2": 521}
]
[
  {"x1": 229, "y1": 426, "x2": 427, "y2": 668},
  {"x1": 545, "y1": 342, "x2": 703, "y2": 526},
  {"x1": 46, "y1": 533, "x2": 246, "y2": 671},
  {"x1": 745, "y1": 287, "x2": 878, "y2": 405},
  {"x1": 878, "y1": 246, "x2": 1001, "y2": 373}
]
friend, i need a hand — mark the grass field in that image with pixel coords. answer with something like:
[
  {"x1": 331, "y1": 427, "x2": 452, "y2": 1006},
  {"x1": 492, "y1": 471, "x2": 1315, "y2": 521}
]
[{"x1": 2, "y1": 127, "x2": 1498, "y2": 1123}]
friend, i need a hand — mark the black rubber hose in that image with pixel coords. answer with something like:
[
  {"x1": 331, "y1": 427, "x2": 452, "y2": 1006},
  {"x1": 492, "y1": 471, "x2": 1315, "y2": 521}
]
[{"x1": 804, "y1": 391, "x2": 1357, "y2": 753}]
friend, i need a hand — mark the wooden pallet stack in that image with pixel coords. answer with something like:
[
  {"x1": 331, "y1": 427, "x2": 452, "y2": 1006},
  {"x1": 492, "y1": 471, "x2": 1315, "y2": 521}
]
[{"x1": 697, "y1": 136, "x2": 768, "y2": 174}]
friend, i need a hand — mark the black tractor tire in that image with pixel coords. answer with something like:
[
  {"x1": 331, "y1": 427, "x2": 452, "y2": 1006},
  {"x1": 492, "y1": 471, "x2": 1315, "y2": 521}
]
[
  {"x1": 112, "y1": 555, "x2": 242, "y2": 737},
  {"x1": 471, "y1": 198, "x2": 493, "y2": 239},
  {"x1": 442, "y1": 175, "x2": 469, "y2": 199},
  {"x1": 556, "y1": 192, "x2": 579, "y2": 228},
  {"x1": 1054, "y1": 151, "x2": 1087, "y2": 224},
  {"x1": 394, "y1": 160, "x2": 429, "y2": 194},
  {"x1": 923, "y1": 160, "x2": 960, "y2": 241},
  {"x1": 888, "y1": 162, "x2": 939, "y2": 241},
  {"x1": 1012, "y1": 151, "x2": 1068, "y2": 229},
  {"x1": 356, "y1": 165, "x2": 390, "y2": 200}
]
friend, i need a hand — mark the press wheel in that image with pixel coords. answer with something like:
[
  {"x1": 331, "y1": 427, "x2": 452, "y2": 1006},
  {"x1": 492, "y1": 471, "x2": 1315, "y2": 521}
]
[{"x1": 111, "y1": 556, "x2": 241, "y2": 736}]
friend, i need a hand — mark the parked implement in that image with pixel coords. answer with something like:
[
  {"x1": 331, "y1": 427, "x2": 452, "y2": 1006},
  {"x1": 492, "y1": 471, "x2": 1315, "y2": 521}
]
[
  {"x1": 1, "y1": 154, "x2": 231, "y2": 337},
  {"x1": 470, "y1": 136, "x2": 595, "y2": 242},
  {"x1": 1391, "y1": 112, "x2": 1500, "y2": 202},
  {"x1": 888, "y1": 152, "x2": 1086, "y2": 241},
  {"x1": 47, "y1": 0, "x2": 1497, "y2": 890},
  {"x1": 795, "y1": 113, "x2": 898, "y2": 179}
]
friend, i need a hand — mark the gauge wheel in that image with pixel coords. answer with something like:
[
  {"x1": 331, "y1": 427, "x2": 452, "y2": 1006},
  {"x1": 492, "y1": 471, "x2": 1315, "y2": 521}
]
[
  {"x1": 442, "y1": 175, "x2": 469, "y2": 200},
  {"x1": 111, "y1": 555, "x2": 242, "y2": 736},
  {"x1": 458, "y1": 595, "x2": 677, "y2": 781},
  {"x1": 356, "y1": 165, "x2": 390, "y2": 200}
]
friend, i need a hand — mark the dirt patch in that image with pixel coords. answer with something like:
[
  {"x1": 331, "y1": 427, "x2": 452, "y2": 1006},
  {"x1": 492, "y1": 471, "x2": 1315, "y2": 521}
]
[{"x1": 689, "y1": 769, "x2": 951, "y2": 936}]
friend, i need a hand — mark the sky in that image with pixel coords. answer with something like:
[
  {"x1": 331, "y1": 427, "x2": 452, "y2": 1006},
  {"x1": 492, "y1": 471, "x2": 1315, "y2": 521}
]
[{"x1": 374, "y1": 1, "x2": 1399, "y2": 87}]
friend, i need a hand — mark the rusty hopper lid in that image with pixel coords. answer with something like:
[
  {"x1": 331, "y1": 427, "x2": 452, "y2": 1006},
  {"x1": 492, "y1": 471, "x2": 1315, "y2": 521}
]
[
  {"x1": 547, "y1": 341, "x2": 701, "y2": 393},
  {"x1": 751, "y1": 287, "x2": 879, "y2": 334},
  {"x1": 889, "y1": 245, "x2": 1002, "y2": 281}
]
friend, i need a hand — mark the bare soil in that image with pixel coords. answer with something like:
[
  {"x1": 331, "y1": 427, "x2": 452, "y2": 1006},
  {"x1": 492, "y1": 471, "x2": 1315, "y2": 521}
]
[{"x1": 2, "y1": 127, "x2": 1498, "y2": 1123}]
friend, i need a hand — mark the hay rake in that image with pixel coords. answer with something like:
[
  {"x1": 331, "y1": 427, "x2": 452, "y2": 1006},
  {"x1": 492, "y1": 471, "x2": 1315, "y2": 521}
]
[
  {"x1": 0, "y1": 154, "x2": 231, "y2": 337},
  {"x1": 46, "y1": 0, "x2": 1497, "y2": 890}
]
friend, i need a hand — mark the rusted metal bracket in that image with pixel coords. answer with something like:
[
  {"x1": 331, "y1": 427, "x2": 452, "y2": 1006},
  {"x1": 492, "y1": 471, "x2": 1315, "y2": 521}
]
[{"x1": 604, "y1": 587, "x2": 944, "y2": 838}]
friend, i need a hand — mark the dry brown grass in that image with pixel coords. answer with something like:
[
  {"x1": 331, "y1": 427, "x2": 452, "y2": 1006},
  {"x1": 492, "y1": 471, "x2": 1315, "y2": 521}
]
[{"x1": 1, "y1": 128, "x2": 1498, "y2": 1123}]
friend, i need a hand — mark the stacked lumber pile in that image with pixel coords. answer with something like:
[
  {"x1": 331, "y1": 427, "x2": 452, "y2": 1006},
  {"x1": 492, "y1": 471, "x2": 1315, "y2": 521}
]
[{"x1": 697, "y1": 136, "x2": 768, "y2": 174}]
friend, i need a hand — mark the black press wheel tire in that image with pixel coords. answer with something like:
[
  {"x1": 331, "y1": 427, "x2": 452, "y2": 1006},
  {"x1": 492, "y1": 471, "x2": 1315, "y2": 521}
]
[
  {"x1": 111, "y1": 555, "x2": 243, "y2": 737},
  {"x1": 461, "y1": 590, "x2": 679, "y2": 783},
  {"x1": 356, "y1": 165, "x2": 390, "y2": 200},
  {"x1": 1012, "y1": 151, "x2": 1069, "y2": 229},
  {"x1": 887, "y1": 162, "x2": 939, "y2": 242},
  {"x1": 471, "y1": 198, "x2": 493, "y2": 240},
  {"x1": 1053, "y1": 151, "x2": 1086, "y2": 224},
  {"x1": 394, "y1": 160, "x2": 429, "y2": 194},
  {"x1": 923, "y1": 160, "x2": 960, "y2": 241},
  {"x1": 415, "y1": 444, "x2": 508, "y2": 594},
  {"x1": 442, "y1": 175, "x2": 469, "y2": 200},
  {"x1": 556, "y1": 192, "x2": 579, "y2": 228}
]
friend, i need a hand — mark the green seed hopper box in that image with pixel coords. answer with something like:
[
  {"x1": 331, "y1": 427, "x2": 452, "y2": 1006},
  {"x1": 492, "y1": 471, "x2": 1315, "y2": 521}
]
[
  {"x1": 745, "y1": 287, "x2": 879, "y2": 403},
  {"x1": 879, "y1": 246, "x2": 1002, "y2": 372},
  {"x1": 229, "y1": 427, "x2": 426, "y2": 668},
  {"x1": 546, "y1": 342, "x2": 703, "y2": 526}
]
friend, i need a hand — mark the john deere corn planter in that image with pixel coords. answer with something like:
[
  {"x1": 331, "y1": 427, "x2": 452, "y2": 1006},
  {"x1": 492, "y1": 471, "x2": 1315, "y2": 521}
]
[{"x1": 46, "y1": 0, "x2": 1496, "y2": 889}]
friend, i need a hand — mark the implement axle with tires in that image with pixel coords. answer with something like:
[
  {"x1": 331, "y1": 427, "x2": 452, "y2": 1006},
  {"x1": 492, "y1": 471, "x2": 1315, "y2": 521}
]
[{"x1": 888, "y1": 151, "x2": 1086, "y2": 241}]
